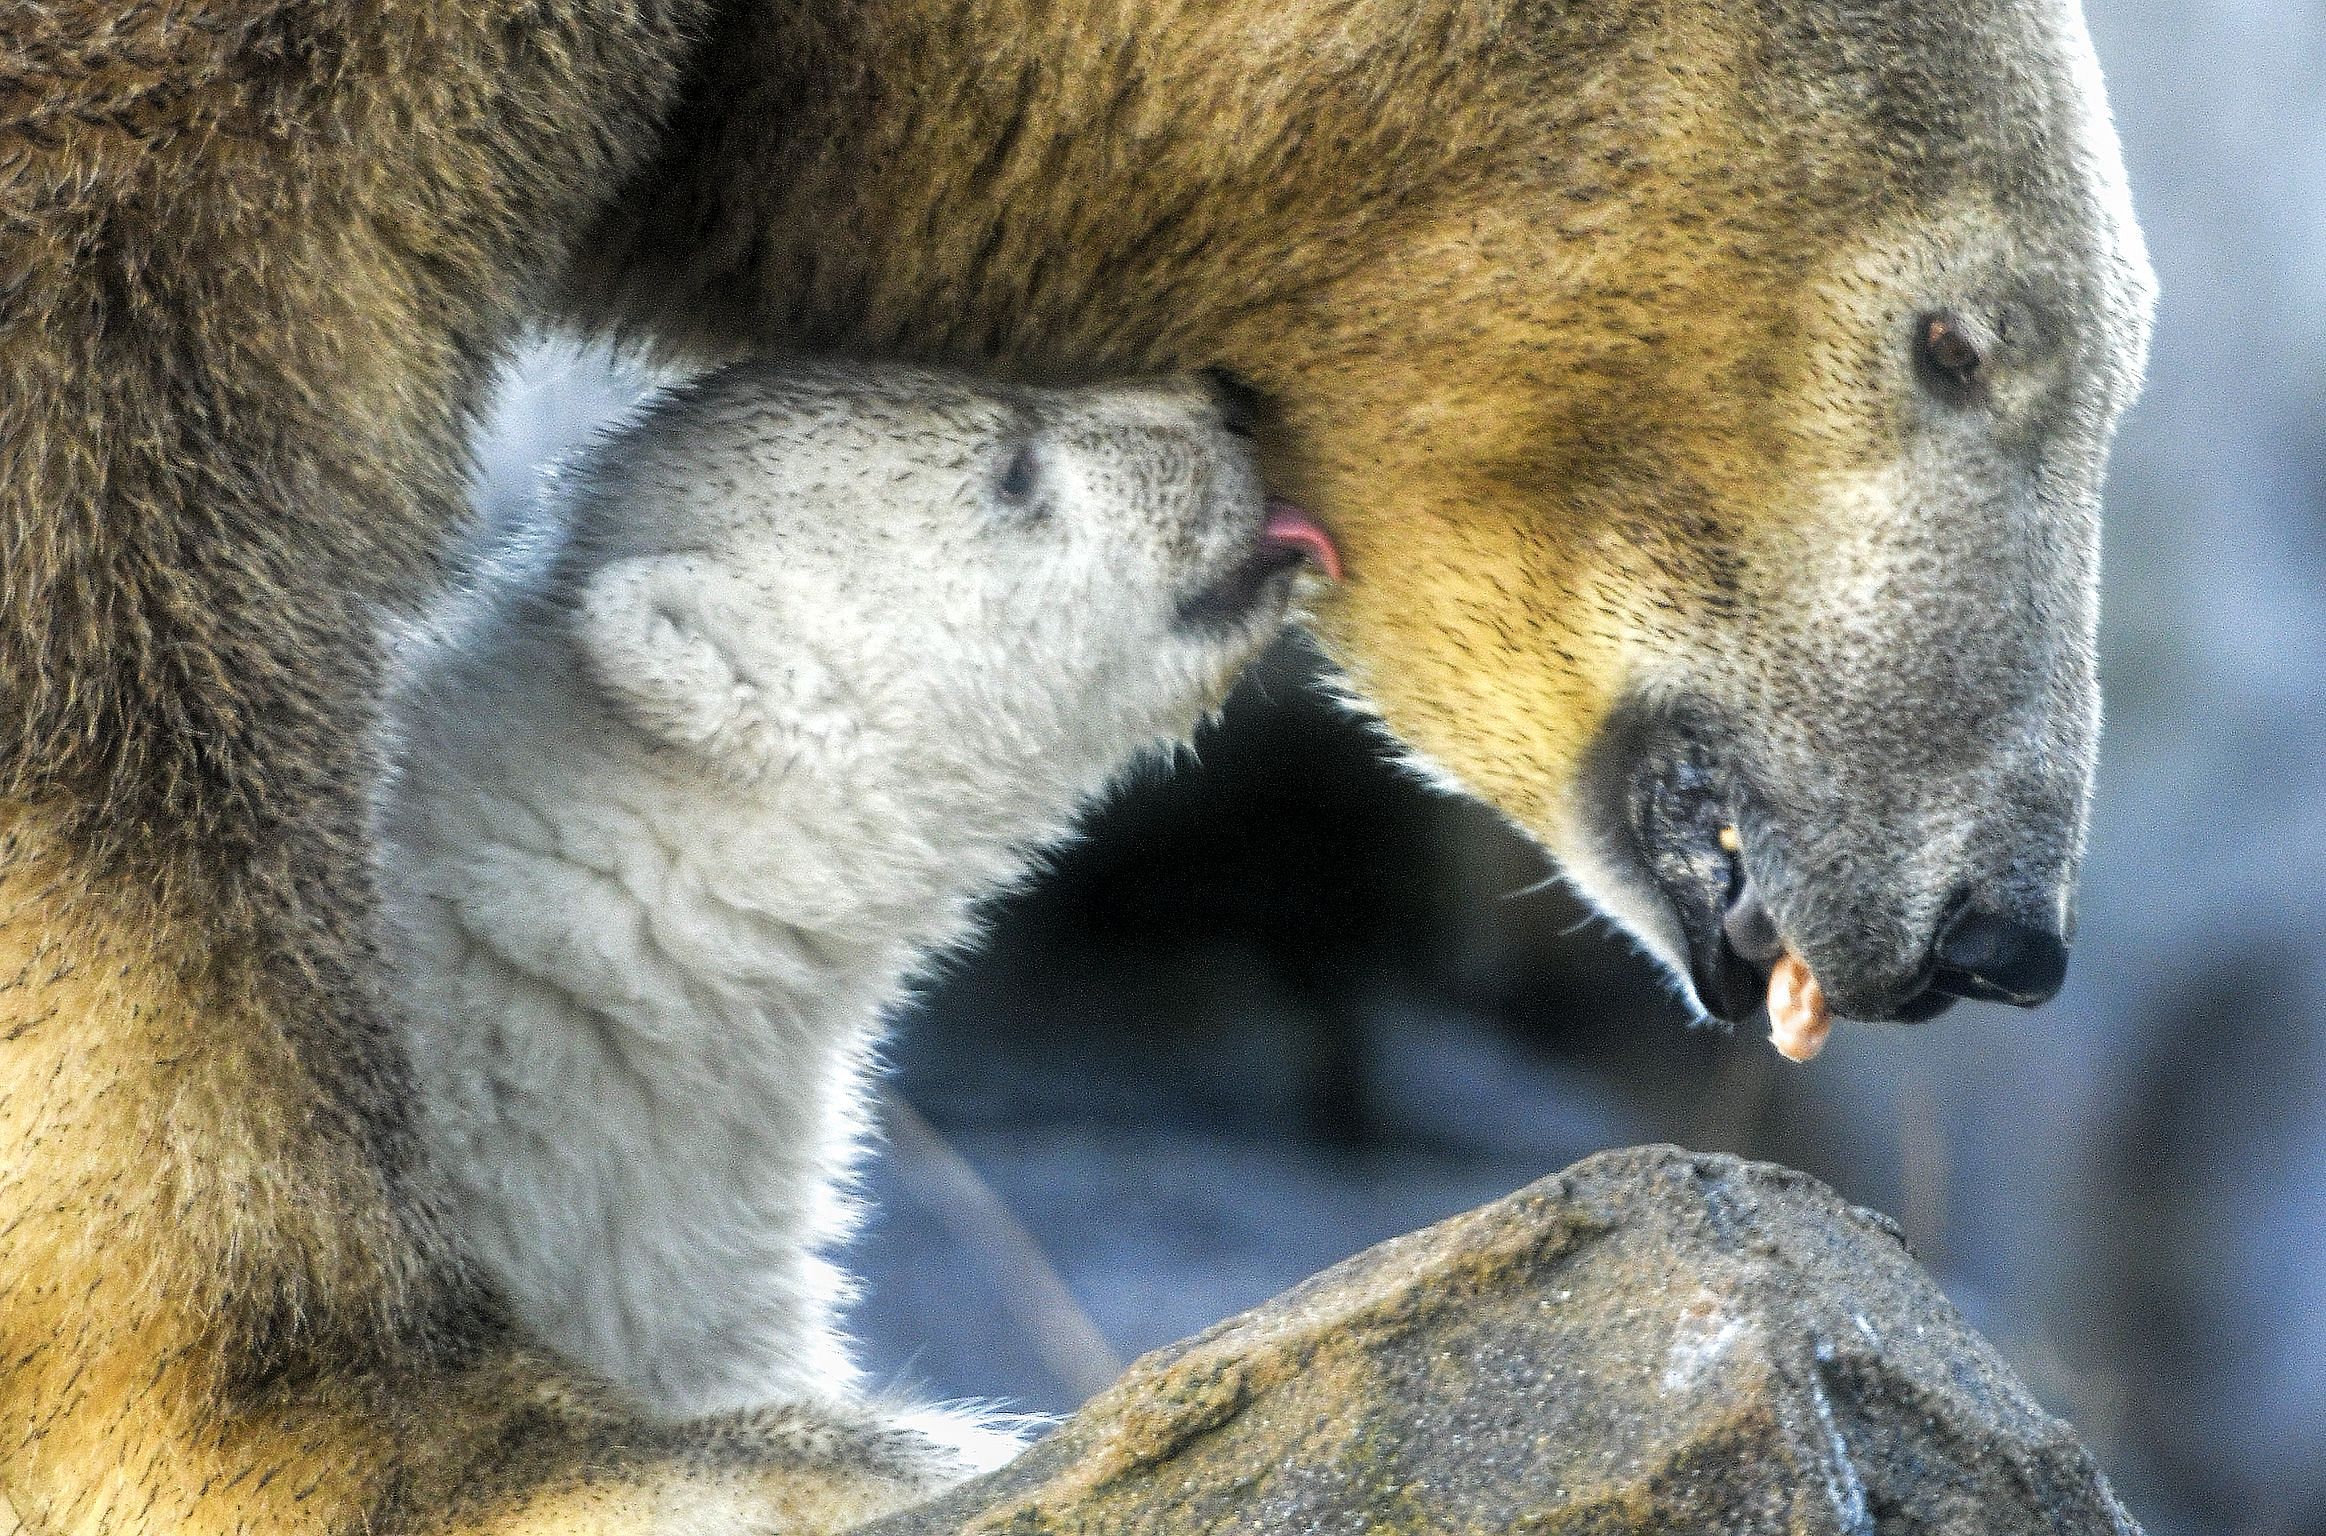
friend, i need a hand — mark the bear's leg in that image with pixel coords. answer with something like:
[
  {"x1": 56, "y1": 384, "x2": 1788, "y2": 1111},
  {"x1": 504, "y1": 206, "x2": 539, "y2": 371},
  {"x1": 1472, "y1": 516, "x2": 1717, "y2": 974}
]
[
  {"x1": 0, "y1": 760, "x2": 977, "y2": 1536},
  {"x1": 0, "y1": 5, "x2": 981, "y2": 1530}
]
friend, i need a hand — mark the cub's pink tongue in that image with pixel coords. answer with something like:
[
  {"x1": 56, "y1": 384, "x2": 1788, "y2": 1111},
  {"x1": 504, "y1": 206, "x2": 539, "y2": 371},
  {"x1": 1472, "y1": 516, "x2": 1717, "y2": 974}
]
[{"x1": 1262, "y1": 498, "x2": 1343, "y2": 582}]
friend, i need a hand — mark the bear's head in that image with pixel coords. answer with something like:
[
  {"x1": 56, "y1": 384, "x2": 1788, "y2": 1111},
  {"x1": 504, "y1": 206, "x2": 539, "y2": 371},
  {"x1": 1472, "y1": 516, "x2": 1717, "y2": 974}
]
[
  {"x1": 575, "y1": 0, "x2": 2156, "y2": 1031},
  {"x1": 563, "y1": 364, "x2": 1329, "y2": 812},
  {"x1": 1263, "y1": 5, "x2": 2160, "y2": 1028}
]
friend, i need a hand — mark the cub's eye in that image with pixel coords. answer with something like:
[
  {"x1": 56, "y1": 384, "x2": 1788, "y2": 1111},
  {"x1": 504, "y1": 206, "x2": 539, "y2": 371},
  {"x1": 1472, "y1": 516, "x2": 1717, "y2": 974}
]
[
  {"x1": 1914, "y1": 311, "x2": 1987, "y2": 406},
  {"x1": 996, "y1": 443, "x2": 1041, "y2": 508}
]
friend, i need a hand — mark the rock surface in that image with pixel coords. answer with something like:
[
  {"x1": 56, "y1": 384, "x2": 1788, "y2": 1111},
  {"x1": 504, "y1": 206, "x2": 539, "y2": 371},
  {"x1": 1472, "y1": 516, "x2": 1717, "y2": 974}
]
[{"x1": 861, "y1": 1145, "x2": 2140, "y2": 1535}]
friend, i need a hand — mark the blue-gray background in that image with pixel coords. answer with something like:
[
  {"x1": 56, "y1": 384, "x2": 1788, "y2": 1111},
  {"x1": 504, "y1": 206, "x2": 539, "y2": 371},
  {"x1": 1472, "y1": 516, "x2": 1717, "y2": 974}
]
[{"x1": 475, "y1": 9, "x2": 2324, "y2": 1530}]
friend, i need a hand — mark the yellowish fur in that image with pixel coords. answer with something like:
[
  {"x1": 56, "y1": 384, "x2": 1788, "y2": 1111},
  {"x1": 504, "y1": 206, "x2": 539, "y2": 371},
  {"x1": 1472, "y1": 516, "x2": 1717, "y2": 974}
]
[{"x1": 0, "y1": 0, "x2": 2147, "y2": 1528}]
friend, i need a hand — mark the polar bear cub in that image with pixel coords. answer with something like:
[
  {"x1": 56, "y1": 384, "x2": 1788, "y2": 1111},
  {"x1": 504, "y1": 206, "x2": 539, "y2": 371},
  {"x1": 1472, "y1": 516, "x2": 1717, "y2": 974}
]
[{"x1": 378, "y1": 360, "x2": 1333, "y2": 1424}]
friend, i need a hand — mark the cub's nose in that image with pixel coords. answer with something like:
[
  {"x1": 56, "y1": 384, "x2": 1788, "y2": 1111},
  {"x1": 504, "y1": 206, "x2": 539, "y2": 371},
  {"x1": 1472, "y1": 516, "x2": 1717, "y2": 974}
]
[
  {"x1": 1199, "y1": 366, "x2": 1264, "y2": 438},
  {"x1": 1922, "y1": 907, "x2": 2071, "y2": 1008}
]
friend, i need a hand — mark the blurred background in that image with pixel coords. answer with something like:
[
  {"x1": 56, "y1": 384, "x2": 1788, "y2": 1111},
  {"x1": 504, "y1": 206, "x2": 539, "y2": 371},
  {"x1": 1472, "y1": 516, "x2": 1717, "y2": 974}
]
[{"x1": 475, "y1": 7, "x2": 2324, "y2": 1531}]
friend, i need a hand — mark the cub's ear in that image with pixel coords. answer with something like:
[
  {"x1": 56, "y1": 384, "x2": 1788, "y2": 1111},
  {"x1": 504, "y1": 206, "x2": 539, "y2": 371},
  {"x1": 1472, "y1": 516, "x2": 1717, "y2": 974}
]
[{"x1": 572, "y1": 553, "x2": 807, "y2": 773}]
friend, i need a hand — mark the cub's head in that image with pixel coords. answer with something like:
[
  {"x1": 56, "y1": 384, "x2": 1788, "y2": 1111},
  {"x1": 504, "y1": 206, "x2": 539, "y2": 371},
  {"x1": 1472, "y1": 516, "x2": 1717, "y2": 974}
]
[{"x1": 559, "y1": 363, "x2": 1330, "y2": 805}]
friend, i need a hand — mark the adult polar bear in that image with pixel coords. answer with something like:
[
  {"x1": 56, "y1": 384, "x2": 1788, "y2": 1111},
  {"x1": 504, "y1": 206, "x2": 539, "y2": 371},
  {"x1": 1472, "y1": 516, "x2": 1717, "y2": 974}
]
[{"x1": 0, "y1": 1, "x2": 2150, "y2": 1535}]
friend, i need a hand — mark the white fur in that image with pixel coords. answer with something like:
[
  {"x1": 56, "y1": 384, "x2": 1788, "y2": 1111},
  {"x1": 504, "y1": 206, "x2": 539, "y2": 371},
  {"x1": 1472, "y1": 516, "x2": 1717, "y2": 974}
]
[{"x1": 378, "y1": 361, "x2": 1296, "y2": 1422}]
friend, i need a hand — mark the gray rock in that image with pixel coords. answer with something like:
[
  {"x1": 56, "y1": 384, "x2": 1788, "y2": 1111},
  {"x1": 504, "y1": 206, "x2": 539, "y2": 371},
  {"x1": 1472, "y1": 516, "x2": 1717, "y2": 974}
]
[{"x1": 862, "y1": 1145, "x2": 2140, "y2": 1535}]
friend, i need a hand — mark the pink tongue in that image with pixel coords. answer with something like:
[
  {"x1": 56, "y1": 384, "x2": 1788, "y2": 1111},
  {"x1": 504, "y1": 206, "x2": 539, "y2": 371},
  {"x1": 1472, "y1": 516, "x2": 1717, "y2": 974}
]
[{"x1": 1261, "y1": 498, "x2": 1343, "y2": 582}]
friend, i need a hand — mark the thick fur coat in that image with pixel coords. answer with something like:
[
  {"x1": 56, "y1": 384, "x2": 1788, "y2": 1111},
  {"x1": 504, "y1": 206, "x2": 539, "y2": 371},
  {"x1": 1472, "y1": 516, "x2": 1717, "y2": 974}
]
[
  {"x1": 0, "y1": 2, "x2": 2150, "y2": 1533},
  {"x1": 378, "y1": 363, "x2": 1297, "y2": 1424}
]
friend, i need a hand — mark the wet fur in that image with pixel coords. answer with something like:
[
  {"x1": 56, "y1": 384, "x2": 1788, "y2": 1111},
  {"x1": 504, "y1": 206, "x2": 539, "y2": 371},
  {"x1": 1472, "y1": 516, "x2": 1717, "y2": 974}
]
[{"x1": 0, "y1": 1, "x2": 2147, "y2": 1532}]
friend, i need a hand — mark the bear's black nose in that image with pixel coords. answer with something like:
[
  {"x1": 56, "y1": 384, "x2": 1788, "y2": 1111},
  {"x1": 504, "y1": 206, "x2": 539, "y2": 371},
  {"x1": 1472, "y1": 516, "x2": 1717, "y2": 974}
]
[{"x1": 1925, "y1": 908, "x2": 2071, "y2": 1007}]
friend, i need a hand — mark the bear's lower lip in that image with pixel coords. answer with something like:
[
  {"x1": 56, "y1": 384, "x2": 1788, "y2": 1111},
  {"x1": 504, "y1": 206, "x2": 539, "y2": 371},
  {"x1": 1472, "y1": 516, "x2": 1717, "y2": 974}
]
[
  {"x1": 1599, "y1": 709, "x2": 1765, "y2": 1021},
  {"x1": 1687, "y1": 870, "x2": 1772, "y2": 1025}
]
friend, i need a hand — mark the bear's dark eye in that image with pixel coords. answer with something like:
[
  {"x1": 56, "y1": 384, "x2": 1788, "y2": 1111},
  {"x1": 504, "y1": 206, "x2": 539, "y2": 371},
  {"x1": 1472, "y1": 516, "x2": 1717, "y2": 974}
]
[
  {"x1": 1914, "y1": 311, "x2": 1987, "y2": 405},
  {"x1": 996, "y1": 442, "x2": 1041, "y2": 509}
]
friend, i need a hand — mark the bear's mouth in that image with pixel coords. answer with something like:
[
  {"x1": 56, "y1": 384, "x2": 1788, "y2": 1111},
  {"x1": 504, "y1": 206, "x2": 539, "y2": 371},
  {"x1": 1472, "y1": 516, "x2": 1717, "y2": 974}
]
[
  {"x1": 1177, "y1": 498, "x2": 1341, "y2": 632},
  {"x1": 1610, "y1": 714, "x2": 1779, "y2": 1024},
  {"x1": 1583, "y1": 700, "x2": 1976, "y2": 1031}
]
